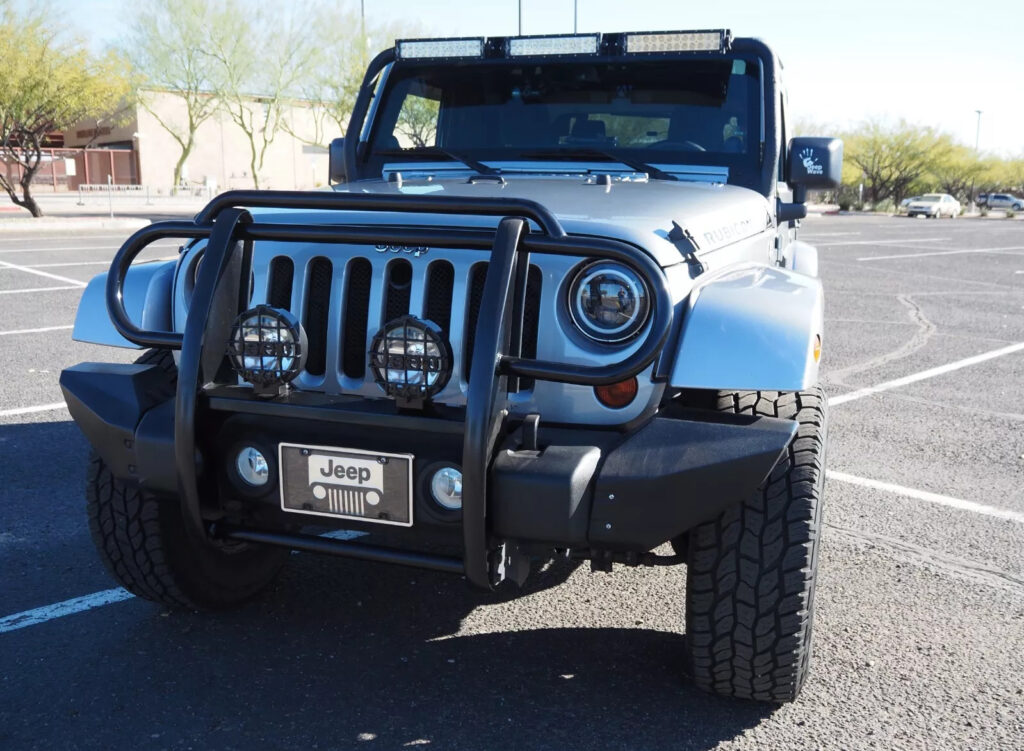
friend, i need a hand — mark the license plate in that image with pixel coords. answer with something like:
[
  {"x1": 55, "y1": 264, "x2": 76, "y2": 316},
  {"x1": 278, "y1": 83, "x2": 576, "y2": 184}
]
[{"x1": 278, "y1": 443, "x2": 413, "y2": 526}]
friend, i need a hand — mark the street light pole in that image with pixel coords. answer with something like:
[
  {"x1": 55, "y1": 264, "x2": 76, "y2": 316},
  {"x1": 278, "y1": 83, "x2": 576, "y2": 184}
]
[
  {"x1": 574, "y1": 0, "x2": 578, "y2": 33},
  {"x1": 970, "y1": 109, "x2": 982, "y2": 213},
  {"x1": 518, "y1": 0, "x2": 523, "y2": 35}
]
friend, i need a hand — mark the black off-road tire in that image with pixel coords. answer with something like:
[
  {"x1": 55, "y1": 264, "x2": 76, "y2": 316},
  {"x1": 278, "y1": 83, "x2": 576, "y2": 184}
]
[
  {"x1": 685, "y1": 387, "x2": 827, "y2": 702},
  {"x1": 85, "y1": 349, "x2": 287, "y2": 610}
]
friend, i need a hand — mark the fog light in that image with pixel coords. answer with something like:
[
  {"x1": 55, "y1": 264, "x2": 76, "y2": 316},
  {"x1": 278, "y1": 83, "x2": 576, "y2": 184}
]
[
  {"x1": 594, "y1": 377, "x2": 638, "y2": 409},
  {"x1": 430, "y1": 467, "x2": 462, "y2": 510},
  {"x1": 236, "y1": 446, "x2": 269, "y2": 486},
  {"x1": 370, "y1": 316, "x2": 453, "y2": 405},
  {"x1": 227, "y1": 305, "x2": 307, "y2": 391}
]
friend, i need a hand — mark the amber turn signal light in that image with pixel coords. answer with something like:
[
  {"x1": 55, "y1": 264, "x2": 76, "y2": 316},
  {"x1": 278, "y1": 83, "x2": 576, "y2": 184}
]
[{"x1": 594, "y1": 377, "x2": 639, "y2": 409}]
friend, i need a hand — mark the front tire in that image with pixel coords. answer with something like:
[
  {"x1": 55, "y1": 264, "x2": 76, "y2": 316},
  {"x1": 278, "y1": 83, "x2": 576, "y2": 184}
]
[
  {"x1": 685, "y1": 388, "x2": 827, "y2": 702},
  {"x1": 85, "y1": 349, "x2": 287, "y2": 609}
]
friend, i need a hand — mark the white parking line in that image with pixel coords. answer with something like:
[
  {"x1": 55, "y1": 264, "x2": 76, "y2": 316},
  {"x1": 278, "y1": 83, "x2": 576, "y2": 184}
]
[
  {"x1": 0, "y1": 243, "x2": 179, "y2": 254},
  {"x1": 857, "y1": 246, "x2": 1024, "y2": 261},
  {"x1": 827, "y1": 471, "x2": 1024, "y2": 524},
  {"x1": 818, "y1": 237, "x2": 947, "y2": 246},
  {"x1": 0, "y1": 402, "x2": 68, "y2": 417},
  {"x1": 0, "y1": 324, "x2": 72, "y2": 336},
  {"x1": 0, "y1": 531, "x2": 367, "y2": 633},
  {"x1": 829, "y1": 341, "x2": 1024, "y2": 406},
  {"x1": 0, "y1": 259, "x2": 87, "y2": 287},
  {"x1": 0, "y1": 285, "x2": 83, "y2": 295},
  {"x1": 0, "y1": 589, "x2": 135, "y2": 634},
  {"x1": 24, "y1": 258, "x2": 176, "y2": 268}
]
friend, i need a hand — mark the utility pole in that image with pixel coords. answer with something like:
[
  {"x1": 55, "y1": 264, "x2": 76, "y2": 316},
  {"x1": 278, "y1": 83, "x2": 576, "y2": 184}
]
[{"x1": 970, "y1": 110, "x2": 982, "y2": 213}]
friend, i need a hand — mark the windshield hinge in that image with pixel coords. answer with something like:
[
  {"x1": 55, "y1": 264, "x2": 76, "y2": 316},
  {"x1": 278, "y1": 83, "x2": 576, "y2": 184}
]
[{"x1": 668, "y1": 221, "x2": 705, "y2": 274}]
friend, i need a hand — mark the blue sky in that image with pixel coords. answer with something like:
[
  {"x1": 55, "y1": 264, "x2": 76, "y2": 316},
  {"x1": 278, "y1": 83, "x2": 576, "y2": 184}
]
[{"x1": 47, "y1": 0, "x2": 1024, "y2": 155}]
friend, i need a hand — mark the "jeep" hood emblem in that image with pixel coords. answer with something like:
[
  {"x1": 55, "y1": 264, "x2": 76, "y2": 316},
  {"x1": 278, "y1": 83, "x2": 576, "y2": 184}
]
[{"x1": 375, "y1": 244, "x2": 429, "y2": 257}]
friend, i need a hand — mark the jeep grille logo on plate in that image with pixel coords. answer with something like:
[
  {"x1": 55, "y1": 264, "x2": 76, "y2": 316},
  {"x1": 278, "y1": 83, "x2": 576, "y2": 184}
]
[{"x1": 375, "y1": 244, "x2": 430, "y2": 257}]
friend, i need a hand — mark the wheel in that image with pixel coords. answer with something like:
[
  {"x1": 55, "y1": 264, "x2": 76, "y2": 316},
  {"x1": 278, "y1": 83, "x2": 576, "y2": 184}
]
[
  {"x1": 1014, "y1": 203, "x2": 1022, "y2": 211},
  {"x1": 685, "y1": 388, "x2": 827, "y2": 702},
  {"x1": 86, "y1": 349, "x2": 288, "y2": 609}
]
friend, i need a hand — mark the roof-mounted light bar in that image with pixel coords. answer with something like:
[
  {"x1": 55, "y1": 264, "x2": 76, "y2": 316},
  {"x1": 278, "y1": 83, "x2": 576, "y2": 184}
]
[
  {"x1": 396, "y1": 37, "x2": 484, "y2": 60},
  {"x1": 508, "y1": 33, "x2": 600, "y2": 57},
  {"x1": 624, "y1": 29, "x2": 730, "y2": 55}
]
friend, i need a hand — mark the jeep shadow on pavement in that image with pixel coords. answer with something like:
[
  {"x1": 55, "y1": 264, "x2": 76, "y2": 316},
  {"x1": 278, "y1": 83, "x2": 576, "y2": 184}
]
[{"x1": 60, "y1": 29, "x2": 842, "y2": 703}]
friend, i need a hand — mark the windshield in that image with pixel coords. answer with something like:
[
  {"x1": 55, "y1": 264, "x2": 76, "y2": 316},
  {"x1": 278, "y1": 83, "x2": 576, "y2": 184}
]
[
  {"x1": 920, "y1": 195, "x2": 942, "y2": 202},
  {"x1": 364, "y1": 57, "x2": 762, "y2": 184}
]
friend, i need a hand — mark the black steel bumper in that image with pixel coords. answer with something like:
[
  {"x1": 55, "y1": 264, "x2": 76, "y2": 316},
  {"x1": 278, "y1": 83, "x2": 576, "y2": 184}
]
[{"x1": 62, "y1": 189, "x2": 794, "y2": 589}]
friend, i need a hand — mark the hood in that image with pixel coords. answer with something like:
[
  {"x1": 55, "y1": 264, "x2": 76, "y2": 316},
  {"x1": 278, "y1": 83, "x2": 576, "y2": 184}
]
[{"x1": 248, "y1": 176, "x2": 773, "y2": 268}]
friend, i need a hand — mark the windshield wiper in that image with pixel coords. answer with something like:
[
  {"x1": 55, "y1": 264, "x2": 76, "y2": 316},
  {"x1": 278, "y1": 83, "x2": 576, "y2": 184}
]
[
  {"x1": 375, "y1": 147, "x2": 500, "y2": 176},
  {"x1": 517, "y1": 148, "x2": 678, "y2": 181}
]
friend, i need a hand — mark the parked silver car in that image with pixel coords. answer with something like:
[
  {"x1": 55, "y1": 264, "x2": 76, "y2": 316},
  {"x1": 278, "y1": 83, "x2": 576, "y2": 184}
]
[{"x1": 984, "y1": 193, "x2": 1024, "y2": 211}]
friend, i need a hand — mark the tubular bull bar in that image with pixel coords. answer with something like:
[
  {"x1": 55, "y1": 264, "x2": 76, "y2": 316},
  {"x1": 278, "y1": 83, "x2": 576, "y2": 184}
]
[{"x1": 101, "y1": 190, "x2": 674, "y2": 589}]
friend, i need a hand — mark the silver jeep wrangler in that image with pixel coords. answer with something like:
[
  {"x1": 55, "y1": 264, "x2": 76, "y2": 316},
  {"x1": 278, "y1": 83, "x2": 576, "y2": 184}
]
[{"x1": 62, "y1": 29, "x2": 842, "y2": 703}]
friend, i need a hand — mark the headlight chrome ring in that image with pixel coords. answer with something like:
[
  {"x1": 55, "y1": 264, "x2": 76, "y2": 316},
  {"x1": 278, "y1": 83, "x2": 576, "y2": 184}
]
[{"x1": 568, "y1": 260, "x2": 651, "y2": 343}]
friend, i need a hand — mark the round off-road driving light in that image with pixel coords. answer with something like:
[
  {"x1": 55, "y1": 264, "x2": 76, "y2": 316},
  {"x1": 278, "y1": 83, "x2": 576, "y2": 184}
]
[
  {"x1": 430, "y1": 466, "x2": 463, "y2": 510},
  {"x1": 370, "y1": 316, "x2": 452, "y2": 402},
  {"x1": 569, "y1": 261, "x2": 650, "y2": 343},
  {"x1": 235, "y1": 446, "x2": 269, "y2": 486},
  {"x1": 227, "y1": 305, "x2": 307, "y2": 389}
]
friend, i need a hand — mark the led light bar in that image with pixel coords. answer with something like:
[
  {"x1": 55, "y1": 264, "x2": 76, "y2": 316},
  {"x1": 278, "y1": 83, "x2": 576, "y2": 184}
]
[
  {"x1": 508, "y1": 33, "x2": 600, "y2": 57},
  {"x1": 624, "y1": 30, "x2": 728, "y2": 54},
  {"x1": 396, "y1": 37, "x2": 484, "y2": 60}
]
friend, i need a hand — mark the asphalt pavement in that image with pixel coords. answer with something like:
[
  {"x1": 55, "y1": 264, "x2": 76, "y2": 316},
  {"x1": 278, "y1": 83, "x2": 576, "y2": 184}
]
[{"x1": 1, "y1": 214, "x2": 1022, "y2": 750}]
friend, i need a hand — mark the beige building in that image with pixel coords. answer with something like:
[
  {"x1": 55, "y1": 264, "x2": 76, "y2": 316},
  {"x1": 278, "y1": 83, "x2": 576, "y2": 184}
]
[{"x1": 66, "y1": 89, "x2": 332, "y2": 194}]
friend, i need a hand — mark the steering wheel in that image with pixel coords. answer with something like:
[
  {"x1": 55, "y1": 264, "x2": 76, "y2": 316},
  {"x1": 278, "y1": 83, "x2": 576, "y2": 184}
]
[{"x1": 646, "y1": 140, "x2": 706, "y2": 152}]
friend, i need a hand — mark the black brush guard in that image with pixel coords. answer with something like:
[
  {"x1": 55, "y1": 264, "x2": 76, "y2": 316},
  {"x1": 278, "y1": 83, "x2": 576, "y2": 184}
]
[{"x1": 104, "y1": 190, "x2": 673, "y2": 589}]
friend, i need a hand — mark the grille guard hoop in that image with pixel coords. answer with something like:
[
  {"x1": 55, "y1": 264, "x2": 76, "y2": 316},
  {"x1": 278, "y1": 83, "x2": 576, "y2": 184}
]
[{"x1": 104, "y1": 190, "x2": 674, "y2": 589}]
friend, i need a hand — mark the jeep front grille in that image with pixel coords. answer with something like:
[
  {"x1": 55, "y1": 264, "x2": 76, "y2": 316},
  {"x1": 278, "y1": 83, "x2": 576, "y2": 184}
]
[{"x1": 258, "y1": 250, "x2": 542, "y2": 403}]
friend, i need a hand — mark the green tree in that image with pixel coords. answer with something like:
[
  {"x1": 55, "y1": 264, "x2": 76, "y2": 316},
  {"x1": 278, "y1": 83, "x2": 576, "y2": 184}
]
[
  {"x1": 121, "y1": 0, "x2": 231, "y2": 192},
  {"x1": 928, "y1": 137, "x2": 986, "y2": 203},
  {"x1": 290, "y1": 6, "x2": 424, "y2": 148},
  {"x1": 844, "y1": 119, "x2": 951, "y2": 208},
  {"x1": 0, "y1": 5, "x2": 129, "y2": 216},
  {"x1": 206, "y1": 3, "x2": 318, "y2": 189}
]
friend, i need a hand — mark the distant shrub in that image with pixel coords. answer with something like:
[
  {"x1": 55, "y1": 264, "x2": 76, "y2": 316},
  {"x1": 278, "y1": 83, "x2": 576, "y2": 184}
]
[
  {"x1": 1006, "y1": 209, "x2": 1016, "y2": 218},
  {"x1": 980, "y1": 207, "x2": 989, "y2": 217}
]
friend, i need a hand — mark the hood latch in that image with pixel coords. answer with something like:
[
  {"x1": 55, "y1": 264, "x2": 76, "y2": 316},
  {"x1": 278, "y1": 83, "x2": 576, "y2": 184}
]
[{"x1": 668, "y1": 221, "x2": 705, "y2": 275}]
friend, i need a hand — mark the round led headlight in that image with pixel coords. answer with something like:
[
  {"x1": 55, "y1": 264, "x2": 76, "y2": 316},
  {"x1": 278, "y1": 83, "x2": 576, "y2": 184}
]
[
  {"x1": 227, "y1": 305, "x2": 307, "y2": 389},
  {"x1": 569, "y1": 261, "x2": 650, "y2": 343},
  {"x1": 370, "y1": 316, "x2": 452, "y2": 402}
]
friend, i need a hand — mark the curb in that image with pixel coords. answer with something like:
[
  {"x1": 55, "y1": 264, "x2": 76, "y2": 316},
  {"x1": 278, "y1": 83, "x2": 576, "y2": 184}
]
[{"x1": 0, "y1": 217, "x2": 152, "y2": 233}]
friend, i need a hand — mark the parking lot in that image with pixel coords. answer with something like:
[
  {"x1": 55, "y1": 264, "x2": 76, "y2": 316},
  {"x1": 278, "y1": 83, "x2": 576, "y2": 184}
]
[{"x1": 1, "y1": 214, "x2": 1022, "y2": 750}]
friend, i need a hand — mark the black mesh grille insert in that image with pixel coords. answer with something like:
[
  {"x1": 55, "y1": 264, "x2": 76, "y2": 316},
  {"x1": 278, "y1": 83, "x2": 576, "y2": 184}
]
[
  {"x1": 463, "y1": 262, "x2": 488, "y2": 379},
  {"x1": 384, "y1": 259, "x2": 412, "y2": 322},
  {"x1": 342, "y1": 257, "x2": 372, "y2": 379},
  {"x1": 519, "y1": 265, "x2": 543, "y2": 390},
  {"x1": 304, "y1": 258, "x2": 332, "y2": 376},
  {"x1": 267, "y1": 257, "x2": 293, "y2": 309},
  {"x1": 424, "y1": 261, "x2": 454, "y2": 333}
]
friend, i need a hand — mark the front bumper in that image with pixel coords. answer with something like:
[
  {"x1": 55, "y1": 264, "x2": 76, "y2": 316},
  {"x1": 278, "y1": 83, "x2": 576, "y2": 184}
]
[
  {"x1": 61, "y1": 362, "x2": 795, "y2": 570},
  {"x1": 62, "y1": 189, "x2": 794, "y2": 589}
]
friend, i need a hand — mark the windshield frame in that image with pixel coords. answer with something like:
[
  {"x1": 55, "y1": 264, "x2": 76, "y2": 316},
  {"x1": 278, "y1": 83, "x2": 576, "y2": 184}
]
[{"x1": 360, "y1": 52, "x2": 766, "y2": 185}]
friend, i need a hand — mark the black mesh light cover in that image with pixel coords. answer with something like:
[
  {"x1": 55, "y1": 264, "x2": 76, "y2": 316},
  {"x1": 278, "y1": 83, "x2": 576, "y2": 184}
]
[
  {"x1": 227, "y1": 305, "x2": 308, "y2": 391},
  {"x1": 369, "y1": 316, "x2": 453, "y2": 407}
]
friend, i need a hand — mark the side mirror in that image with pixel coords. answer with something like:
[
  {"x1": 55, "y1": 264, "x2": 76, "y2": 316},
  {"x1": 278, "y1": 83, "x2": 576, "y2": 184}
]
[
  {"x1": 786, "y1": 137, "x2": 843, "y2": 201},
  {"x1": 329, "y1": 137, "x2": 347, "y2": 184}
]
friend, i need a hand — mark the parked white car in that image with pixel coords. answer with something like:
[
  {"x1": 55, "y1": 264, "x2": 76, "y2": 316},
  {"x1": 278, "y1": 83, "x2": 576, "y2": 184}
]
[{"x1": 906, "y1": 193, "x2": 960, "y2": 218}]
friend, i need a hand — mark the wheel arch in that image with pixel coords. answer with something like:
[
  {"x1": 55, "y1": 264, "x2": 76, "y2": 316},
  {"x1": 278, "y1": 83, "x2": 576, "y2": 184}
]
[
  {"x1": 72, "y1": 260, "x2": 177, "y2": 349},
  {"x1": 668, "y1": 262, "x2": 823, "y2": 392}
]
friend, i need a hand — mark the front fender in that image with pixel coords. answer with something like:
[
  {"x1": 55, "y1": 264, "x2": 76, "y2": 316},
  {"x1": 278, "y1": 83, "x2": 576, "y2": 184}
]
[
  {"x1": 72, "y1": 260, "x2": 177, "y2": 349},
  {"x1": 669, "y1": 263, "x2": 823, "y2": 391}
]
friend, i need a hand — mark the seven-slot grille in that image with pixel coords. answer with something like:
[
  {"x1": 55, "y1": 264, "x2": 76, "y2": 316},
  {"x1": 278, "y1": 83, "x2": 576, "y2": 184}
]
[{"x1": 262, "y1": 250, "x2": 542, "y2": 401}]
